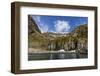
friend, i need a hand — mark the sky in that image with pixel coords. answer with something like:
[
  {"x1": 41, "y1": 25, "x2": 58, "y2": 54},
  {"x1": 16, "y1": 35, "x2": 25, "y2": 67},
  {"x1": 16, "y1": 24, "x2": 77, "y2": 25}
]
[{"x1": 32, "y1": 15, "x2": 88, "y2": 33}]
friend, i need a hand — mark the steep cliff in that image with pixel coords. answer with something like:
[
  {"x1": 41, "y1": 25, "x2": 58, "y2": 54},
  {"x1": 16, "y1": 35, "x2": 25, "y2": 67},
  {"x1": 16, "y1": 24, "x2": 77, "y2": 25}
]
[
  {"x1": 28, "y1": 15, "x2": 49, "y2": 50},
  {"x1": 28, "y1": 15, "x2": 41, "y2": 34},
  {"x1": 47, "y1": 24, "x2": 88, "y2": 53}
]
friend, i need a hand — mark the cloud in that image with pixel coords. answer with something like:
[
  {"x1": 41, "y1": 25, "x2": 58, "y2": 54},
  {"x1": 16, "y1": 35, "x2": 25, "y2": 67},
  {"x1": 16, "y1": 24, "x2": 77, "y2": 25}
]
[
  {"x1": 32, "y1": 16, "x2": 49, "y2": 33},
  {"x1": 32, "y1": 16, "x2": 41, "y2": 23},
  {"x1": 36, "y1": 22, "x2": 48, "y2": 33},
  {"x1": 39, "y1": 24, "x2": 49, "y2": 33},
  {"x1": 54, "y1": 20, "x2": 70, "y2": 33}
]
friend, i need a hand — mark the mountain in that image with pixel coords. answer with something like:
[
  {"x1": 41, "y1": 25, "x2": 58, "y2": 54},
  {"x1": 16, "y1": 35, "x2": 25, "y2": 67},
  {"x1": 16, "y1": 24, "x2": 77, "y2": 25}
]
[
  {"x1": 72, "y1": 24, "x2": 88, "y2": 38},
  {"x1": 28, "y1": 16, "x2": 88, "y2": 53},
  {"x1": 28, "y1": 15, "x2": 50, "y2": 50},
  {"x1": 28, "y1": 15, "x2": 41, "y2": 34}
]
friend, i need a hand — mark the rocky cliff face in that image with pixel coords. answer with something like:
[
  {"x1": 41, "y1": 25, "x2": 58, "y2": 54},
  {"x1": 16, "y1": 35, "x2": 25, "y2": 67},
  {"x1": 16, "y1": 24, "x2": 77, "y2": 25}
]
[
  {"x1": 28, "y1": 15, "x2": 49, "y2": 50},
  {"x1": 46, "y1": 25, "x2": 88, "y2": 53},
  {"x1": 28, "y1": 15, "x2": 41, "y2": 34}
]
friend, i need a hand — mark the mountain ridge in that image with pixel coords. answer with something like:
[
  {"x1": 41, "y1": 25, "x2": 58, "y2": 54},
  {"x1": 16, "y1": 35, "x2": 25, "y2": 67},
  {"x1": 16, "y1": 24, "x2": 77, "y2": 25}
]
[{"x1": 28, "y1": 16, "x2": 88, "y2": 53}]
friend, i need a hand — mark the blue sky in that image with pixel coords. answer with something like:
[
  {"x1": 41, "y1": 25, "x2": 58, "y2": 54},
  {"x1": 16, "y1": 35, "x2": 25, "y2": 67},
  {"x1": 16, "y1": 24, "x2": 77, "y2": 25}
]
[{"x1": 32, "y1": 15, "x2": 88, "y2": 33}]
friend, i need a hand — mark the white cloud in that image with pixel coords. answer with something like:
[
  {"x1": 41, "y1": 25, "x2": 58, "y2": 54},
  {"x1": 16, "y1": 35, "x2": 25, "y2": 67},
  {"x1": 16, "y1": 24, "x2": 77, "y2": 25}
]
[
  {"x1": 38, "y1": 23, "x2": 49, "y2": 33},
  {"x1": 33, "y1": 16, "x2": 41, "y2": 23},
  {"x1": 40, "y1": 25, "x2": 48, "y2": 33},
  {"x1": 54, "y1": 20, "x2": 70, "y2": 33},
  {"x1": 32, "y1": 16, "x2": 48, "y2": 33}
]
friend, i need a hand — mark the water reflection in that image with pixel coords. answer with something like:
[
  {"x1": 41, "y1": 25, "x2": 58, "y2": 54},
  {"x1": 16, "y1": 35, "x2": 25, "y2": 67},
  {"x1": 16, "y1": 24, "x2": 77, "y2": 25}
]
[{"x1": 28, "y1": 52, "x2": 88, "y2": 61}]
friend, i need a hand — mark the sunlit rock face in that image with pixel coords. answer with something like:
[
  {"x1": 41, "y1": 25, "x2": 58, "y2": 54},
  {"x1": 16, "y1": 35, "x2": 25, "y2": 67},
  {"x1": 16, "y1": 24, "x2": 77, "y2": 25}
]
[
  {"x1": 46, "y1": 25, "x2": 88, "y2": 53},
  {"x1": 77, "y1": 38, "x2": 88, "y2": 53}
]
